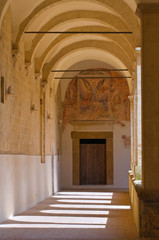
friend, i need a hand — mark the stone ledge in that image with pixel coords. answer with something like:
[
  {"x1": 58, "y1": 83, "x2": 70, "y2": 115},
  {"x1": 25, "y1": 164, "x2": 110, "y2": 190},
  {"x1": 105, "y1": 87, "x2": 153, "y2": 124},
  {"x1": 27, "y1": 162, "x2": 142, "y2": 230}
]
[
  {"x1": 69, "y1": 120, "x2": 115, "y2": 126},
  {"x1": 129, "y1": 170, "x2": 159, "y2": 237},
  {"x1": 129, "y1": 170, "x2": 159, "y2": 202}
]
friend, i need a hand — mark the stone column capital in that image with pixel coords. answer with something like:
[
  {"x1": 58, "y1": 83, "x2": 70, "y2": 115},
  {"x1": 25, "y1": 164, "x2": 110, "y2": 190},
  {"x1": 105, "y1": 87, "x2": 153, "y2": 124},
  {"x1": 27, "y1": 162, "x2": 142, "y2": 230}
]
[
  {"x1": 25, "y1": 62, "x2": 33, "y2": 76},
  {"x1": 135, "y1": 47, "x2": 141, "y2": 54},
  {"x1": 136, "y1": 3, "x2": 159, "y2": 18},
  {"x1": 12, "y1": 48, "x2": 20, "y2": 65},
  {"x1": 128, "y1": 95, "x2": 134, "y2": 102},
  {"x1": 35, "y1": 72, "x2": 42, "y2": 81},
  {"x1": 41, "y1": 79, "x2": 48, "y2": 87}
]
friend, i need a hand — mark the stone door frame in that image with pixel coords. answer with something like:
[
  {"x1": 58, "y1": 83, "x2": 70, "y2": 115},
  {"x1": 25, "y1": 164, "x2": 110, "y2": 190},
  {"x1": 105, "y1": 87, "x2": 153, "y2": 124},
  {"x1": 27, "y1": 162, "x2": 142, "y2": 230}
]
[{"x1": 71, "y1": 131, "x2": 113, "y2": 185}]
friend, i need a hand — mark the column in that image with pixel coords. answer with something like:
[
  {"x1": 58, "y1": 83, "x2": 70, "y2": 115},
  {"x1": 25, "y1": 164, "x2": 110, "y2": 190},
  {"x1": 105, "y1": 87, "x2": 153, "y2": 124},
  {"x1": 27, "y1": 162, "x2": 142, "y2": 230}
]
[
  {"x1": 40, "y1": 82, "x2": 47, "y2": 163},
  {"x1": 136, "y1": 47, "x2": 142, "y2": 180},
  {"x1": 133, "y1": 72, "x2": 138, "y2": 168},
  {"x1": 138, "y1": 4, "x2": 159, "y2": 190},
  {"x1": 128, "y1": 94, "x2": 135, "y2": 174}
]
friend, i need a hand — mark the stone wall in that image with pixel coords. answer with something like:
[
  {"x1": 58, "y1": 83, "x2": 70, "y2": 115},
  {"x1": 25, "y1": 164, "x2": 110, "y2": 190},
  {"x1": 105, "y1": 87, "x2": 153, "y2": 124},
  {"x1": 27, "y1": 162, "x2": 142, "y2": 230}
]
[
  {"x1": 129, "y1": 172, "x2": 140, "y2": 234},
  {"x1": 0, "y1": 9, "x2": 39, "y2": 154},
  {"x1": 0, "y1": 8, "x2": 56, "y2": 222},
  {"x1": 0, "y1": 8, "x2": 55, "y2": 156},
  {"x1": 129, "y1": 171, "x2": 159, "y2": 238}
]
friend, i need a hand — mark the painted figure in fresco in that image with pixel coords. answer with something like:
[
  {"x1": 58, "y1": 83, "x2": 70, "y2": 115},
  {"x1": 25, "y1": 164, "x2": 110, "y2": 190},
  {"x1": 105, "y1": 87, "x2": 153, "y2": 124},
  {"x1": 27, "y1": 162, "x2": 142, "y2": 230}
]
[{"x1": 79, "y1": 78, "x2": 109, "y2": 119}]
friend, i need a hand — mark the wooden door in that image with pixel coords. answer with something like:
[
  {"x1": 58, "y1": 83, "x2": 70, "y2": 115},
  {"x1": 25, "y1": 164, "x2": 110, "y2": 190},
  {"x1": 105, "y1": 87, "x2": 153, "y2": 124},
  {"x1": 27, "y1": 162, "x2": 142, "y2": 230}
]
[{"x1": 80, "y1": 139, "x2": 106, "y2": 185}]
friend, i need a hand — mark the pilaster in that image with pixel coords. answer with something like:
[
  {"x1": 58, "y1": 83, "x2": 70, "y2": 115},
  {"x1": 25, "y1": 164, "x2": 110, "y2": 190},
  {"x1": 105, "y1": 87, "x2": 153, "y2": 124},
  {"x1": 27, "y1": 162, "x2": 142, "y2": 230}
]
[
  {"x1": 131, "y1": 3, "x2": 159, "y2": 237},
  {"x1": 137, "y1": 3, "x2": 159, "y2": 190},
  {"x1": 40, "y1": 80, "x2": 47, "y2": 163},
  {"x1": 128, "y1": 94, "x2": 135, "y2": 173},
  {"x1": 135, "y1": 47, "x2": 142, "y2": 179}
]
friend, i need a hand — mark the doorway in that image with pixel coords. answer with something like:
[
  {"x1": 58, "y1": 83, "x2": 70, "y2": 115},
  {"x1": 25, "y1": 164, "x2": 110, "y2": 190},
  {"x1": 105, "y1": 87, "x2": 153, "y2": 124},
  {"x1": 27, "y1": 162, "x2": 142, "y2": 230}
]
[
  {"x1": 71, "y1": 131, "x2": 113, "y2": 185},
  {"x1": 80, "y1": 139, "x2": 106, "y2": 185}
]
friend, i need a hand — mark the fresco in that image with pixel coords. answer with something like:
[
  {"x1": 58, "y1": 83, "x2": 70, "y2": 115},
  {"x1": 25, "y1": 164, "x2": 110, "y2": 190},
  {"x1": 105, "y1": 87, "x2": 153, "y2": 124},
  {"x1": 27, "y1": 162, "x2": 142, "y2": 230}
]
[
  {"x1": 63, "y1": 69, "x2": 130, "y2": 128},
  {"x1": 121, "y1": 135, "x2": 131, "y2": 148}
]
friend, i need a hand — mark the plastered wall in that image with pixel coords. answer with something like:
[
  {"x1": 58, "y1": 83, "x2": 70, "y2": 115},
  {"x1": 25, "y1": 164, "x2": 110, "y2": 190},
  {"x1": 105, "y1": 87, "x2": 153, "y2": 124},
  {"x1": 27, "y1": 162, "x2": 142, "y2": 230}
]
[
  {"x1": 61, "y1": 69, "x2": 130, "y2": 189},
  {"x1": 62, "y1": 122, "x2": 130, "y2": 189},
  {"x1": 0, "y1": 155, "x2": 52, "y2": 223}
]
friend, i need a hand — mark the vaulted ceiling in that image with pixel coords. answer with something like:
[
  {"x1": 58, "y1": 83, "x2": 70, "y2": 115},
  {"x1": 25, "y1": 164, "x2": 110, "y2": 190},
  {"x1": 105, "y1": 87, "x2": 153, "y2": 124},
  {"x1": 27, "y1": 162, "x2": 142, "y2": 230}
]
[{"x1": 0, "y1": 0, "x2": 140, "y2": 92}]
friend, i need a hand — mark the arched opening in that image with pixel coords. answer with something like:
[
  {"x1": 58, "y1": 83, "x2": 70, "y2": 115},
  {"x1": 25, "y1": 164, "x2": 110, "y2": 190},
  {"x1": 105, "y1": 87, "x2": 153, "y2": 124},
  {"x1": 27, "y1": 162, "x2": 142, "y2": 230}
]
[
  {"x1": 59, "y1": 68, "x2": 130, "y2": 189},
  {"x1": 5, "y1": 0, "x2": 159, "y2": 238}
]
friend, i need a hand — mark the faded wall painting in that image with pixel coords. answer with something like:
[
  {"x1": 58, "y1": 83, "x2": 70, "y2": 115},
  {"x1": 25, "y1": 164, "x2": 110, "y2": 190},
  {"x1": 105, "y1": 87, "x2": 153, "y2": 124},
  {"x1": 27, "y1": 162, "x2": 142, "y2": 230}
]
[
  {"x1": 121, "y1": 135, "x2": 131, "y2": 148},
  {"x1": 63, "y1": 69, "x2": 130, "y2": 128}
]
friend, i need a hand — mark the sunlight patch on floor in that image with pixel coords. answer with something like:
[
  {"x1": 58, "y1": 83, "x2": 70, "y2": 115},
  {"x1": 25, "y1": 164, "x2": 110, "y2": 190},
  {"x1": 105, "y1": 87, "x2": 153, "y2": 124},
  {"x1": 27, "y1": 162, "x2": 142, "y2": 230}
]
[
  {"x1": 0, "y1": 191, "x2": 138, "y2": 239},
  {"x1": 40, "y1": 209, "x2": 110, "y2": 215},
  {"x1": 52, "y1": 195, "x2": 113, "y2": 199},
  {"x1": 57, "y1": 192, "x2": 114, "y2": 196},
  {"x1": 0, "y1": 223, "x2": 106, "y2": 229},
  {"x1": 8, "y1": 215, "x2": 108, "y2": 224},
  {"x1": 57, "y1": 199, "x2": 112, "y2": 204},
  {"x1": 50, "y1": 204, "x2": 131, "y2": 209}
]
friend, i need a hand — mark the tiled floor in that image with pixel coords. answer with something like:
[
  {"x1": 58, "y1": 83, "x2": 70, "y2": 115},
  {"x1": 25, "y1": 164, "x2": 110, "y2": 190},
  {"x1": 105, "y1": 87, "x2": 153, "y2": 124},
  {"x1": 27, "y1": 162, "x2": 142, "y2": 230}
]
[{"x1": 0, "y1": 190, "x2": 154, "y2": 240}]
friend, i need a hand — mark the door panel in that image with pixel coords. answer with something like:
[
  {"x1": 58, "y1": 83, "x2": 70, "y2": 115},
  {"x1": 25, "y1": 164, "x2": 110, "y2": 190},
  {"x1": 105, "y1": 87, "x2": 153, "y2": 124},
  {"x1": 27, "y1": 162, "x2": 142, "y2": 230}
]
[{"x1": 80, "y1": 139, "x2": 106, "y2": 185}]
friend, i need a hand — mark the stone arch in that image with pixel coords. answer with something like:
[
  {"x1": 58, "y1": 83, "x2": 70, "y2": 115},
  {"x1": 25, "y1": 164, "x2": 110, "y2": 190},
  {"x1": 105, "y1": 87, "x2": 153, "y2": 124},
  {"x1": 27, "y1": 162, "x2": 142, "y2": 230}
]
[
  {"x1": 13, "y1": 0, "x2": 139, "y2": 47},
  {"x1": 42, "y1": 40, "x2": 133, "y2": 82},
  {"x1": 24, "y1": 10, "x2": 136, "y2": 56},
  {"x1": 45, "y1": 48, "x2": 132, "y2": 94},
  {"x1": 0, "y1": 0, "x2": 12, "y2": 28},
  {"x1": 33, "y1": 25, "x2": 135, "y2": 71}
]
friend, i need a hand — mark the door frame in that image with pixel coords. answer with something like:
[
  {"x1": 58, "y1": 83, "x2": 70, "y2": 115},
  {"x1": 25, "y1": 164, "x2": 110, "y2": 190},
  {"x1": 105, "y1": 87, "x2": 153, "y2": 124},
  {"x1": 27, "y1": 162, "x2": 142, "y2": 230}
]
[{"x1": 71, "y1": 131, "x2": 113, "y2": 185}]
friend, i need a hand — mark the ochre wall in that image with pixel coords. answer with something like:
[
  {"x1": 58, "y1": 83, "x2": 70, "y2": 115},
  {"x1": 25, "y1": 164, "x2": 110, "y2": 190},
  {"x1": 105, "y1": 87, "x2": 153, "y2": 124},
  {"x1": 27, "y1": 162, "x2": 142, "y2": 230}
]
[{"x1": 0, "y1": 8, "x2": 55, "y2": 156}]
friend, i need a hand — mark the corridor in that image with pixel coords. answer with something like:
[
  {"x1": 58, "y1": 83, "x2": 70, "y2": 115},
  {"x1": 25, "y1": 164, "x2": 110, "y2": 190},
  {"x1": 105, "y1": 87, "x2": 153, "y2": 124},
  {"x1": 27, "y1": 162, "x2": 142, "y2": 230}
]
[{"x1": 0, "y1": 190, "x2": 153, "y2": 240}]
